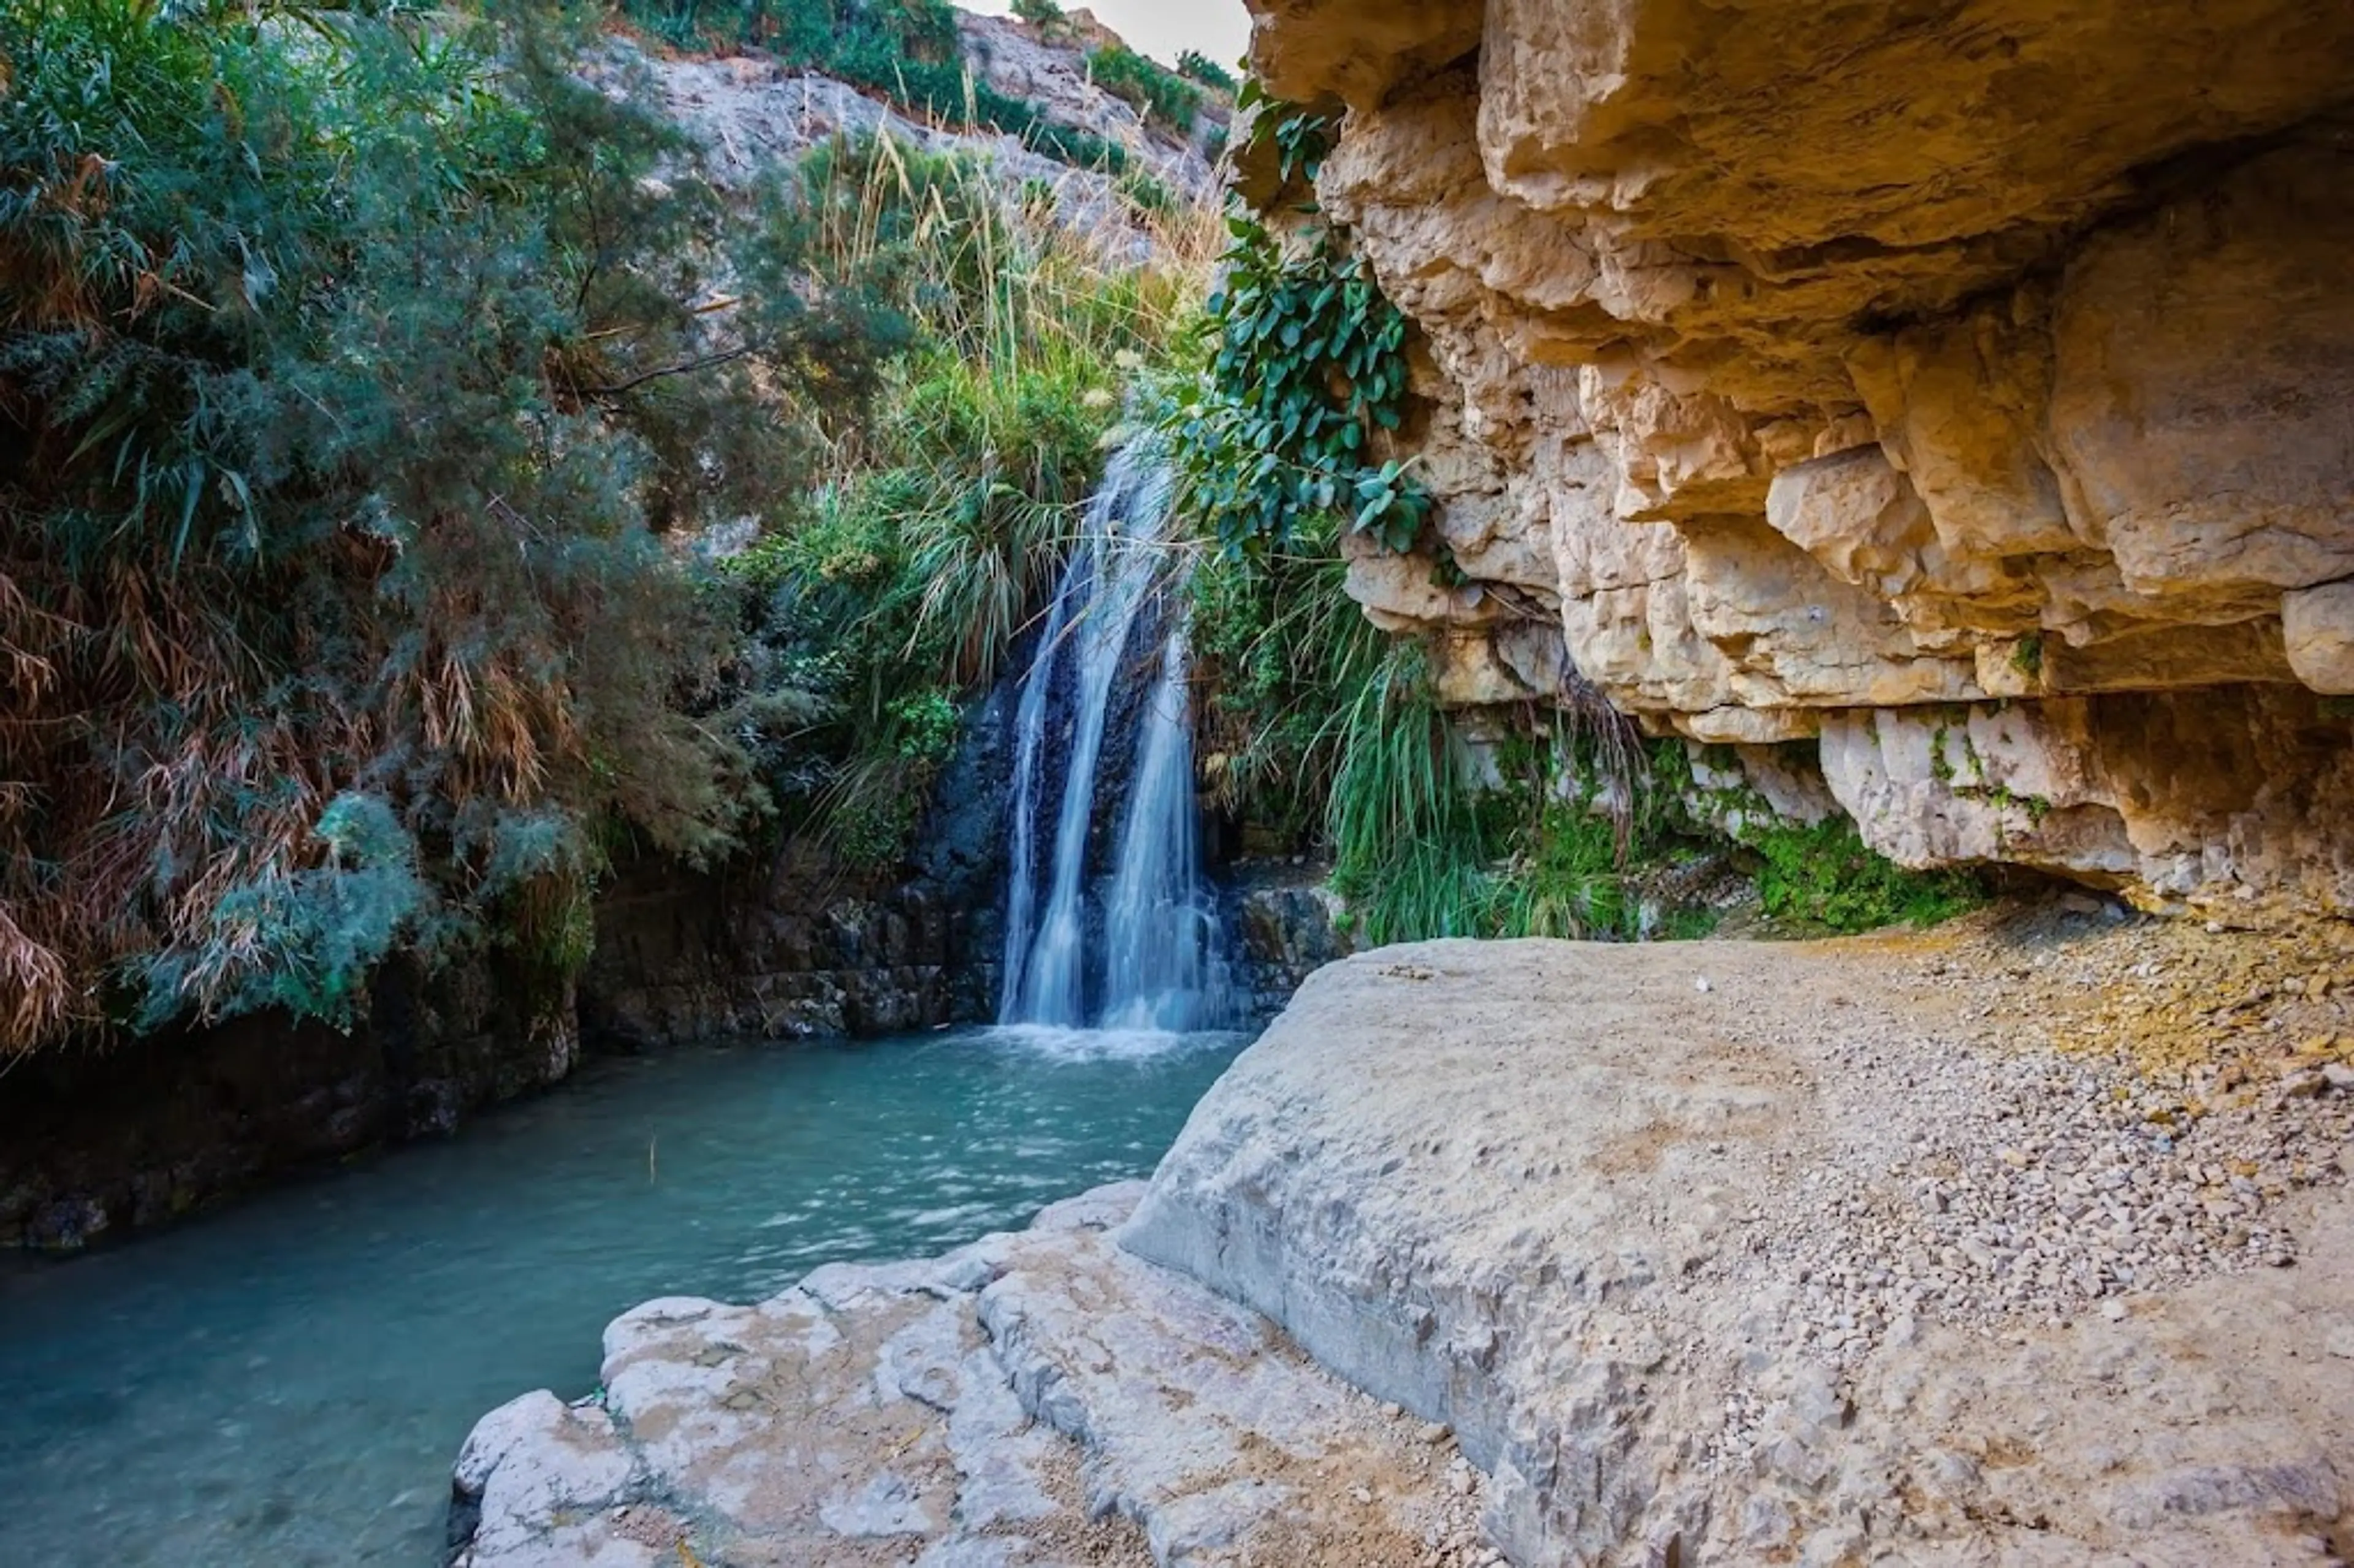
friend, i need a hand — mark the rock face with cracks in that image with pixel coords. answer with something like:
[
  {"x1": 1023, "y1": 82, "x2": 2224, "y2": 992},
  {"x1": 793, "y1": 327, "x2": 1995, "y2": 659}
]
[{"x1": 1244, "y1": 0, "x2": 2354, "y2": 913}]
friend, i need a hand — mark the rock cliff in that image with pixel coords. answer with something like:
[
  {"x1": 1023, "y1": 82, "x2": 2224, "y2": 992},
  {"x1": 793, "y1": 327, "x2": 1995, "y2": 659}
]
[{"x1": 1247, "y1": 0, "x2": 2354, "y2": 915}]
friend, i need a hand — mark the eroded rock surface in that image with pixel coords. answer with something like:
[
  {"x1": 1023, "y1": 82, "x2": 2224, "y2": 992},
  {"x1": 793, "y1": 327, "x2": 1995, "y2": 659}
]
[
  {"x1": 450, "y1": 1186, "x2": 1487, "y2": 1568},
  {"x1": 1247, "y1": 0, "x2": 2354, "y2": 911},
  {"x1": 1127, "y1": 938, "x2": 2354, "y2": 1566}
]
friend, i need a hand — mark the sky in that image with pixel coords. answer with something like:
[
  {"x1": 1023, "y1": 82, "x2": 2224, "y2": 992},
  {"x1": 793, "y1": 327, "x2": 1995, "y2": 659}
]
[{"x1": 961, "y1": 0, "x2": 1253, "y2": 71}]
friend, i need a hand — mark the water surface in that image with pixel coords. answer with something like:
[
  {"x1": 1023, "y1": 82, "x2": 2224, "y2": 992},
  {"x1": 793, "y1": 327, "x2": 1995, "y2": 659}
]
[{"x1": 0, "y1": 1024, "x2": 1246, "y2": 1564}]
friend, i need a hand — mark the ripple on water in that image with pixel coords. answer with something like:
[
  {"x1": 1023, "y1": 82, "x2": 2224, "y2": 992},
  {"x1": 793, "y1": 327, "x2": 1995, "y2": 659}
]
[{"x1": 0, "y1": 1024, "x2": 1249, "y2": 1567}]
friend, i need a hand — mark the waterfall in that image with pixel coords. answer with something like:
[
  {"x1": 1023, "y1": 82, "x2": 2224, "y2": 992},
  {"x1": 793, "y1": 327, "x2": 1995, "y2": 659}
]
[
  {"x1": 997, "y1": 438, "x2": 1225, "y2": 1032},
  {"x1": 996, "y1": 564, "x2": 1078, "y2": 1021},
  {"x1": 1100, "y1": 620, "x2": 1218, "y2": 1029}
]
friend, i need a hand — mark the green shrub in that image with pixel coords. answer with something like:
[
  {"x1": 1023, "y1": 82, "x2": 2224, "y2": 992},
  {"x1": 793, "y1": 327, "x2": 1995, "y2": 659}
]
[
  {"x1": 1165, "y1": 220, "x2": 1426, "y2": 555},
  {"x1": 1117, "y1": 169, "x2": 1178, "y2": 216},
  {"x1": 0, "y1": 0, "x2": 912, "y2": 1048},
  {"x1": 1089, "y1": 44, "x2": 1204, "y2": 135},
  {"x1": 1745, "y1": 820, "x2": 1986, "y2": 932},
  {"x1": 1010, "y1": 0, "x2": 1067, "y2": 35},
  {"x1": 1176, "y1": 50, "x2": 1238, "y2": 95}
]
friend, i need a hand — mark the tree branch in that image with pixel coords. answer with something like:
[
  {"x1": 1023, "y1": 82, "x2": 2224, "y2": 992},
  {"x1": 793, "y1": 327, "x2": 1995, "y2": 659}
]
[{"x1": 577, "y1": 344, "x2": 755, "y2": 397}]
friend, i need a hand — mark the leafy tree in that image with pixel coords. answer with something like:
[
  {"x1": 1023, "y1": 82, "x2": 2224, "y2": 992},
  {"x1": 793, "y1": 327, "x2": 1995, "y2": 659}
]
[
  {"x1": 1011, "y1": 0, "x2": 1067, "y2": 37},
  {"x1": 0, "y1": 0, "x2": 905, "y2": 1049}
]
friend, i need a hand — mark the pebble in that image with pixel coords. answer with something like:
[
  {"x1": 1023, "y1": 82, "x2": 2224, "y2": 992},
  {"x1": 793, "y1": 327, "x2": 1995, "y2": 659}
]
[{"x1": 1704, "y1": 914, "x2": 2354, "y2": 1391}]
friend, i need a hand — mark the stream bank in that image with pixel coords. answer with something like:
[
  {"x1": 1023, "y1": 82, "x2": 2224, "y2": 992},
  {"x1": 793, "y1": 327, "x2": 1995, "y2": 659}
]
[{"x1": 455, "y1": 910, "x2": 2354, "y2": 1566}]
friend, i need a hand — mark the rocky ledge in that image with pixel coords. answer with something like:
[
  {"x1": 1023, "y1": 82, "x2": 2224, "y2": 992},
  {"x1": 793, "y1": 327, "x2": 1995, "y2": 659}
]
[
  {"x1": 451, "y1": 1184, "x2": 1486, "y2": 1568},
  {"x1": 454, "y1": 927, "x2": 2354, "y2": 1566},
  {"x1": 1243, "y1": 0, "x2": 2354, "y2": 915}
]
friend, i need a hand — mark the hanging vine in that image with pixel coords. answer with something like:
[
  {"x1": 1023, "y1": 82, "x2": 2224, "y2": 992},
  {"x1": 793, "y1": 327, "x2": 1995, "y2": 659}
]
[{"x1": 1162, "y1": 96, "x2": 1430, "y2": 557}]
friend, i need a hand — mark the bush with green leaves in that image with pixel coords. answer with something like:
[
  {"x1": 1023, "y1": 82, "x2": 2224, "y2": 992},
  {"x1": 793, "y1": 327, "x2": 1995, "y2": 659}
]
[
  {"x1": 1742, "y1": 819, "x2": 1985, "y2": 932},
  {"x1": 1161, "y1": 96, "x2": 1428, "y2": 559},
  {"x1": 1010, "y1": 0, "x2": 1067, "y2": 35},
  {"x1": 1167, "y1": 228, "x2": 1425, "y2": 554},
  {"x1": 1088, "y1": 44, "x2": 1204, "y2": 136},
  {"x1": 0, "y1": 0, "x2": 910, "y2": 1051},
  {"x1": 1176, "y1": 50, "x2": 1238, "y2": 96}
]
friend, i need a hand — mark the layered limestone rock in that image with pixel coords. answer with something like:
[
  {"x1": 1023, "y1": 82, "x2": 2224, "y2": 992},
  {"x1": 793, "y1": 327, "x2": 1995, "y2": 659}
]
[{"x1": 1250, "y1": 0, "x2": 2354, "y2": 911}]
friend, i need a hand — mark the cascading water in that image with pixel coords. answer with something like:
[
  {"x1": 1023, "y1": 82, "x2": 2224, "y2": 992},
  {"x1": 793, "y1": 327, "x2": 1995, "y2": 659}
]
[
  {"x1": 996, "y1": 565, "x2": 1079, "y2": 1021},
  {"x1": 997, "y1": 437, "x2": 1226, "y2": 1032},
  {"x1": 1100, "y1": 619, "x2": 1219, "y2": 1029}
]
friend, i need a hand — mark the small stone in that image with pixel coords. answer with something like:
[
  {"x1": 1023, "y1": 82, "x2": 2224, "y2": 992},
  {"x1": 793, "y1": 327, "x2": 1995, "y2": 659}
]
[
  {"x1": 1695, "y1": 976, "x2": 1714, "y2": 994},
  {"x1": 1351, "y1": 1485, "x2": 1374, "y2": 1505},
  {"x1": 2326, "y1": 1325, "x2": 2354, "y2": 1360},
  {"x1": 1419, "y1": 1421, "x2": 1452, "y2": 1444},
  {"x1": 1379, "y1": 1401, "x2": 1404, "y2": 1419},
  {"x1": 2323, "y1": 1064, "x2": 2354, "y2": 1092},
  {"x1": 2101, "y1": 1300, "x2": 2128, "y2": 1323}
]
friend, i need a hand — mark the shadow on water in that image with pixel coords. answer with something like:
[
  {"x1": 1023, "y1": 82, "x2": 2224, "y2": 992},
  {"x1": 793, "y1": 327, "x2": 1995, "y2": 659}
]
[{"x1": 0, "y1": 1024, "x2": 1247, "y2": 1565}]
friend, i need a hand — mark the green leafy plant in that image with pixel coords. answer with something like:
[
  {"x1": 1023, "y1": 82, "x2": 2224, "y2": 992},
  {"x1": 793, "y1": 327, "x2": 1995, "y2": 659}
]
[
  {"x1": 1088, "y1": 44, "x2": 1205, "y2": 136},
  {"x1": 1167, "y1": 226, "x2": 1425, "y2": 554},
  {"x1": 1176, "y1": 50, "x2": 1238, "y2": 95},
  {"x1": 1744, "y1": 820, "x2": 1985, "y2": 932}
]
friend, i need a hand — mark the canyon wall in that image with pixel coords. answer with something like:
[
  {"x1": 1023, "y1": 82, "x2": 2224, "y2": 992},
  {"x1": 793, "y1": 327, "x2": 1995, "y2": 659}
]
[{"x1": 1249, "y1": 0, "x2": 2354, "y2": 915}]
